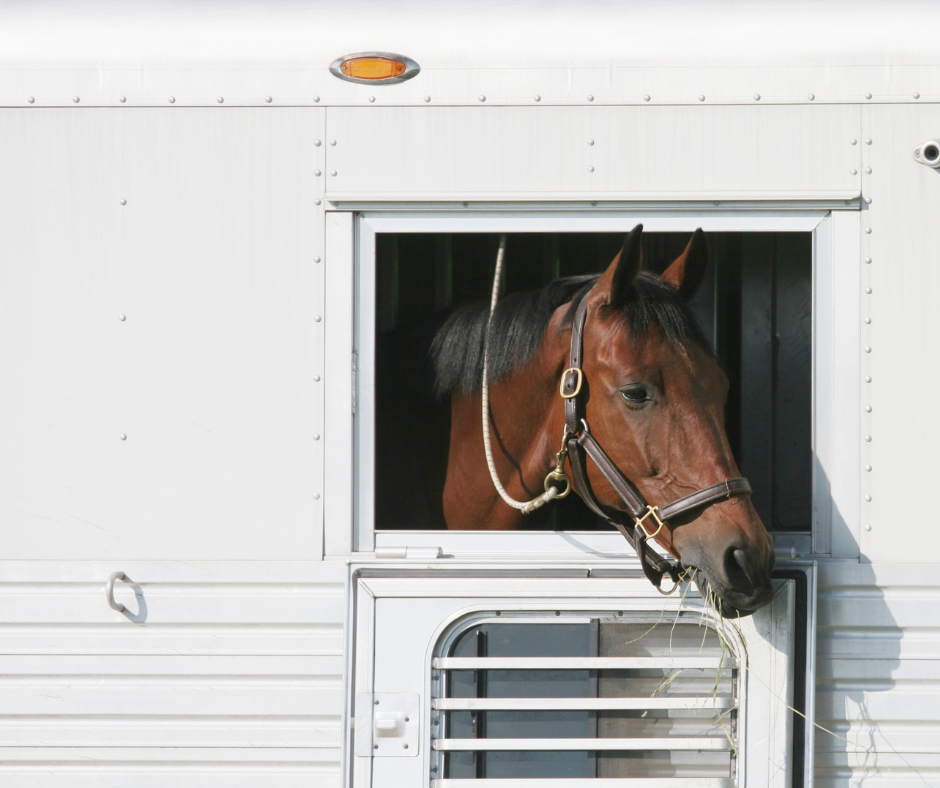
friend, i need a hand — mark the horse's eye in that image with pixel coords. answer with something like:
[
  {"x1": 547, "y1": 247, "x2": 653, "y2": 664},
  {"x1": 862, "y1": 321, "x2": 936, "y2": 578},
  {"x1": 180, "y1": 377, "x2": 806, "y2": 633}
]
[{"x1": 621, "y1": 385, "x2": 651, "y2": 405}]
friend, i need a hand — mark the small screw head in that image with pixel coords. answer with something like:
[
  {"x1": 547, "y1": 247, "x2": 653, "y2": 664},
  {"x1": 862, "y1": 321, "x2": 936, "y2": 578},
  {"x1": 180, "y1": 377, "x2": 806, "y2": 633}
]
[
  {"x1": 587, "y1": 94, "x2": 594, "y2": 101},
  {"x1": 698, "y1": 94, "x2": 705, "y2": 101},
  {"x1": 120, "y1": 433, "x2": 127, "y2": 441},
  {"x1": 807, "y1": 93, "x2": 815, "y2": 101},
  {"x1": 73, "y1": 96, "x2": 80, "y2": 103},
  {"x1": 374, "y1": 700, "x2": 380, "y2": 705},
  {"x1": 119, "y1": 314, "x2": 126, "y2": 321},
  {"x1": 217, "y1": 96, "x2": 224, "y2": 103},
  {"x1": 313, "y1": 96, "x2": 320, "y2": 103},
  {"x1": 424, "y1": 96, "x2": 431, "y2": 102},
  {"x1": 753, "y1": 93, "x2": 761, "y2": 101},
  {"x1": 914, "y1": 92, "x2": 921, "y2": 99},
  {"x1": 462, "y1": 202, "x2": 469, "y2": 207},
  {"x1": 534, "y1": 95, "x2": 541, "y2": 102},
  {"x1": 403, "y1": 744, "x2": 409, "y2": 750},
  {"x1": 478, "y1": 95, "x2": 485, "y2": 102},
  {"x1": 644, "y1": 94, "x2": 651, "y2": 101},
  {"x1": 865, "y1": 92, "x2": 872, "y2": 100},
  {"x1": 265, "y1": 96, "x2": 272, "y2": 103},
  {"x1": 404, "y1": 717, "x2": 409, "y2": 722},
  {"x1": 587, "y1": 165, "x2": 594, "y2": 172},
  {"x1": 555, "y1": 611, "x2": 561, "y2": 616},
  {"x1": 368, "y1": 96, "x2": 375, "y2": 103},
  {"x1": 119, "y1": 96, "x2": 126, "y2": 103},
  {"x1": 168, "y1": 96, "x2": 175, "y2": 104},
  {"x1": 373, "y1": 744, "x2": 378, "y2": 750},
  {"x1": 591, "y1": 201, "x2": 597, "y2": 207},
  {"x1": 28, "y1": 96, "x2": 35, "y2": 103},
  {"x1": 120, "y1": 198, "x2": 127, "y2": 205},
  {"x1": 330, "y1": 139, "x2": 336, "y2": 146},
  {"x1": 315, "y1": 315, "x2": 322, "y2": 322}
]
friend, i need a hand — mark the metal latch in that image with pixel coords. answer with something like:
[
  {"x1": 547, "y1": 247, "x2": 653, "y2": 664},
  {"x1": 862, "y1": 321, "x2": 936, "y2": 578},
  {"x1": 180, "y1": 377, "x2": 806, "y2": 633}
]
[{"x1": 354, "y1": 693, "x2": 419, "y2": 757}]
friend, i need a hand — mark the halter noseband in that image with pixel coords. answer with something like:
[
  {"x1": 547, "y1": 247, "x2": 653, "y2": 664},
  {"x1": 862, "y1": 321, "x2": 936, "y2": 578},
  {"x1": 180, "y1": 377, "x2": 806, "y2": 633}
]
[{"x1": 556, "y1": 295, "x2": 753, "y2": 591}]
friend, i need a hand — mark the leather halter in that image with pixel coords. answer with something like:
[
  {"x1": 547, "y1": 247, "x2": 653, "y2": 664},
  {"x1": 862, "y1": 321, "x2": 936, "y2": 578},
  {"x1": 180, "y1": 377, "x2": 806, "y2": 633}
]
[{"x1": 559, "y1": 296, "x2": 753, "y2": 590}]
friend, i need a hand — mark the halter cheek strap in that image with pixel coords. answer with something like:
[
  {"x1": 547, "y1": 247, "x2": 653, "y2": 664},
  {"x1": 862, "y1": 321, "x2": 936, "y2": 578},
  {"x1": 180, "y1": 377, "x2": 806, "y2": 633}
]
[{"x1": 560, "y1": 296, "x2": 753, "y2": 590}]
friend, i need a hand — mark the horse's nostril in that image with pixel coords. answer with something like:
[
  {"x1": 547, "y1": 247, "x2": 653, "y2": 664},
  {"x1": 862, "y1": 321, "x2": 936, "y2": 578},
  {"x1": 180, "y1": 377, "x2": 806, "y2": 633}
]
[{"x1": 723, "y1": 547, "x2": 754, "y2": 592}]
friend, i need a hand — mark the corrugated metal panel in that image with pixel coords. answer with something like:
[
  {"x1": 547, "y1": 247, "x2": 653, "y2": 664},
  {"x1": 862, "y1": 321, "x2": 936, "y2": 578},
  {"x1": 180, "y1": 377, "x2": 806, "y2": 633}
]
[
  {"x1": 0, "y1": 561, "x2": 346, "y2": 786},
  {"x1": 815, "y1": 563, "x2": 940, "y2": 787}
]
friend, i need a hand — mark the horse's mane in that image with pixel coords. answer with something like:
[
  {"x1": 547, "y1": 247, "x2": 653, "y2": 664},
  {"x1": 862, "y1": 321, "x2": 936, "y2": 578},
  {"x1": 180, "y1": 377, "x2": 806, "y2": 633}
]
[{"x1": 431, "y1": 272, "x2": 711, "y2": 396}]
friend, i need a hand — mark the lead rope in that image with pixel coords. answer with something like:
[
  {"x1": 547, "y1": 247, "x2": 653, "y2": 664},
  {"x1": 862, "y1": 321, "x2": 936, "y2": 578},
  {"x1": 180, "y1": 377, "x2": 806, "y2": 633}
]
[{"x1": 482, "y1": 235, "x2": 570, "y2": 514}]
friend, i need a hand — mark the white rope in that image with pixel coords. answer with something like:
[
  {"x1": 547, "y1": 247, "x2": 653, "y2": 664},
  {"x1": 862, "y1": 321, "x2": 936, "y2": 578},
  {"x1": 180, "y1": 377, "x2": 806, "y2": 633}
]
[{"x1": 482, "y1": 235, "x2": 560, "y2": 514}]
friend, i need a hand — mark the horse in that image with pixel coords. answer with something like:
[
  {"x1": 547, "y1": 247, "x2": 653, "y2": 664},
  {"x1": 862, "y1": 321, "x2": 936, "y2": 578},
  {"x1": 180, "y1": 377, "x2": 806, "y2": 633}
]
[{"x1": 431, "y1": 225, "x2": 775, "y2": 617}]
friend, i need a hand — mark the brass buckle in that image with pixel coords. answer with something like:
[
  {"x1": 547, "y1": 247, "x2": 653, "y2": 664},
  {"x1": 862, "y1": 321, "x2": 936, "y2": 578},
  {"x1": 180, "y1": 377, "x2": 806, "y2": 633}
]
[
  {"x1": 559, "y1": 367, "x2": 583, "y2": 399},
  {"x1": 635, "y1": 505, "x2": 666, "y2": 540}
]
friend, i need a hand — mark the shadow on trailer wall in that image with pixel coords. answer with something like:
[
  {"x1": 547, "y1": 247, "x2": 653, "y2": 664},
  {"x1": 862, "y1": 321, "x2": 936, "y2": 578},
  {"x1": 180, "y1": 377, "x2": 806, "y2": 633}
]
[{"x1": 374, "y1": 232, "x2": 812, "y2": 534}]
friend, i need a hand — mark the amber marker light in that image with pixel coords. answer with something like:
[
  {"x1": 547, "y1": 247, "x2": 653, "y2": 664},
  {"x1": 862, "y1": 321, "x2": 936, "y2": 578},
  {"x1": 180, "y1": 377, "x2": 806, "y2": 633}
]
[{"x1": 329, "y1": 52, "x2": 420, "y2": 85}]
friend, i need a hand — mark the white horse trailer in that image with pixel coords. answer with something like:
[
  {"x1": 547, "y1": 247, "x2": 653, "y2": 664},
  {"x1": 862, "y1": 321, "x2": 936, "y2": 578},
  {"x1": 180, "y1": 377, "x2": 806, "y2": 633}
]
[{"x1": 1, "y1": 1, "x2": 938, "y2": 785}]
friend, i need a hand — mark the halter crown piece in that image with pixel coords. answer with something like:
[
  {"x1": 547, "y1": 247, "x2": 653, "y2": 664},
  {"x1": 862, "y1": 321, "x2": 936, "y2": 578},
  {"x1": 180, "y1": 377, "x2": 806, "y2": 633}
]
[{"x1": 481, "y1": 236, "x2": 753, "y2": 593}]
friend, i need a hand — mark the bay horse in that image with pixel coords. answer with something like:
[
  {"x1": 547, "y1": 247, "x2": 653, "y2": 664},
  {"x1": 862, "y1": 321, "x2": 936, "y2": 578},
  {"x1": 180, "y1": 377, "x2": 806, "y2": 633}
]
[{"x1": 431, "y1": 225, "x2": 775, "y2": 616}]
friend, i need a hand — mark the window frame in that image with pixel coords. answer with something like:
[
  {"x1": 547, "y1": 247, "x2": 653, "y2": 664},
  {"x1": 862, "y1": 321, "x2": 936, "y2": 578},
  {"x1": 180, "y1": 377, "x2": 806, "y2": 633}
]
[{"x1": 322, "y1": 205, "x2": 861, "y2": 560}]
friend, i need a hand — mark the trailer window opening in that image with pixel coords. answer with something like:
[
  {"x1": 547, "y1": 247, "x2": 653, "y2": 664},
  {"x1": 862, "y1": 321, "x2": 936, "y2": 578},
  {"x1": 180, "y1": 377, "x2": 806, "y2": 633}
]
[{"x1": 372, "y1": 231, "x2": 813, "y2": 534}]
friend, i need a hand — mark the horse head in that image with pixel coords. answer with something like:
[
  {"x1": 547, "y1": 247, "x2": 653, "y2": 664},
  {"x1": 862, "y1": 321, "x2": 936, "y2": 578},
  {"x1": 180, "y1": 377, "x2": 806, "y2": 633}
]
[{"x1": 573, "y1": 224, "x2": 775, "y2": 616}]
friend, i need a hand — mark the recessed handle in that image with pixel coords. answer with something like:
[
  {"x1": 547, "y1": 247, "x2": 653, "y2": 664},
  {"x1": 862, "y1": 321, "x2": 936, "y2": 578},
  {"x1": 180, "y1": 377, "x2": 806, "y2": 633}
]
[{"x1": 106, "y1": 571, "x2": 126, "y2": 612}]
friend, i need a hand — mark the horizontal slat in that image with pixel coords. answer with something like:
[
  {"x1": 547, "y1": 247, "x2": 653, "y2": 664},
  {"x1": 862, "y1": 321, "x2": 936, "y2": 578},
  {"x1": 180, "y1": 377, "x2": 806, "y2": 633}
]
[
  {"x1": 432, "y1": 737, "x2": 732, "y2": 751},
  {"x1": 433, "y1": 657, "x2": 725, "y2": 670},
  {"x1": 433, "y1": 696, "x2": 735, "y2": 711},
  {"x1": 432, "y1": 780, "x2": 733, "y2": 788}
]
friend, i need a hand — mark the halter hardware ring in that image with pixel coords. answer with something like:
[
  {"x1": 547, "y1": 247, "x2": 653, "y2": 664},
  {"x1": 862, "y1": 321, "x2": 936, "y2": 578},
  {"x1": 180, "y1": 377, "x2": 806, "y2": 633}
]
[
  {"x1": 544, "y1": 470, "x2": 572, "y2": 498},
  {"x1": 560, "y1": 367, "x2": 583, "y2": 399},
  {"x1": 635, "y1": 505, "x2": 666, "y2": 540}
]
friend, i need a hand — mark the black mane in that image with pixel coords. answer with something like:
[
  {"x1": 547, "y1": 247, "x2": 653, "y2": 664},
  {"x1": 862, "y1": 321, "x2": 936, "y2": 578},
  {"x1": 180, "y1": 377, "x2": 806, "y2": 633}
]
[{"x1": 430, "y1": 272, "x2": 711, "y2": 396}]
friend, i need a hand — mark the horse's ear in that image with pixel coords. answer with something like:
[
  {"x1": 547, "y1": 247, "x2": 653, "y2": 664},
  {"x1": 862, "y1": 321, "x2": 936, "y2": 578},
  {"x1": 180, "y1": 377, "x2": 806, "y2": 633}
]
[
  {"x1": 660, "y1": 228, "x2": 708, "y2": 300},
  {"x1": 593, "y1": 224, "x2": 643, "y2": 308}
]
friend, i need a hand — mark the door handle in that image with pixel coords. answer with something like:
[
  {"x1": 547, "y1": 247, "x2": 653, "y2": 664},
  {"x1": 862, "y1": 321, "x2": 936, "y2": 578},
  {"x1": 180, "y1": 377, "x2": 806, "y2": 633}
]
[{"x1": 106, "y1": 571, "x2": 126, "y2": 612}]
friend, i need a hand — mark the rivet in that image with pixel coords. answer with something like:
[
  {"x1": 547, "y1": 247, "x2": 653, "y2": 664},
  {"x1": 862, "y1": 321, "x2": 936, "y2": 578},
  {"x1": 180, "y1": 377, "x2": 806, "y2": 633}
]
[
  {"x1": 865, "y1": 465, "x2": 872, "y2": 472},
  {"x1": 644, "y1": 94, "x2": 651, "y2": 101},
  {"x1": 265, "y1": 96, "x2": 272, "y2": 103},
  {"x1": 865, "y1": 257, "x2": 872, "y2": 264},
  {"x1": 330, "y1": 170, "x2": 337, "y2": 176},
  {"x1": 375, "y1": 700, "x2": 380, "y2": 705},
  {"x1": 315, "y1": 315, "x2": 322, "y2": 322},
  {"x1": 753, "y1": 93, "x2": 761, "y2": 101},
  {"x1": 865, "y1": 346, "x2": 871, "y2": 353},
  {"x1": 587, "y1": 95, "x2": 594, "y2": 101},
  {"x1": 698, "y1": 94, "x2": 705, "y2": 101},
  {"x1": 808, "y1": 93, "x2": 815, "y2": 100},
  {"x1": 404, "y1": 717, "x2": 409, "y2": 722},
  {"x1": 314, "y1": 492, "x2": 320, "y2": 500},
  {"x1": 865, "y1": 376, "x2": 872, "y2": 382},
  {"x1": 403, "y1": 744, "x2": 409, "y2": 750},
  {"x1": 587, "y1": 166, "x2": 594, "y2": 172},
  {"x1": 478, "y1": 95, "x2": 485, "y2": 102},
  {"x1": 865, "y1": 317, "x2": 871, "y2": 324},
  {"x1": 168, "y1": 96, "x2": 175, "y2": 103},
  {"x1": 73, "y1": 96, "x2": 80, "y2": 103},
  {"x1": 119, "y1": 314, "x2": 126, "y2": 321},
  {"x1": 865, "y1": 495, "x2": 872, "y2": 502},
  {"x1": 314, "y1": 256, "x2": 321, "y2": 263},
  {"x1": 28, "y1": 96, "x2": 35, "y2": 103},
  {"x1": 587, "y1": 139, "x2": 594, "y2": 146},
  {"x1": 373, "y1": 744, "x2": 378, "y2": 750},
  {"x1": 851, "y1": 169, "x2": 858, "y2": 175},
  {"x1": 866, "y1": 287, "x2": 872, "y2": 294},
  {"x1": 865, "y1": 524, "x2": 872, "y2": 531},
  {"x1": 865, "y1": 435, "x2": 872, "y2": 442},
  {"x1": 217, "y1": 96, "x2": 224, "y2": 103},
  {"x1": 424, "y1": 96, "x2": 431, "y2": 102},
  {"x1": 851, "y1": 139, "x2": 857, "y2": 145},
  {"x1": 591, "y1": 201, "x2": 597, "y2": 207},
  {"x1": 314, "y1": 375, "x2": 321, "y2": 382},
  {"x1": 120, "y1": 433, "x2": 127, "y2": 441},
  {"x1": 368, "y1": 96, "x2": 375, "y2": 103},
  {"x1": 120, "y1": 198, "x2": 127, "y2": 205},
  {"x1": 714, "y1": 201, "x2": 720, "y2": 206},
  {"x1": 314, "y1": 434, "x2": 320, "y2": 441},
  {"x1": 865, "y1": 227, "x2": 872, "y2": 234},
  {"x1": 865, "y1": 92, "x2": 872, "y2": 100},
  {"x1": 315, "y1": 140, "x2": 321, "y2": 146},
  {"x1": 555, "y1": 611, "x2": 561, "y2": 616},
  {"x1": 119, "y1": 96, "x2": 127, "y2": 103},
  {"x1": 865, "y1": 167, "x2": 872, "y2": 174},
  {"x1": 433, "y1": 719, "x2": 439, "y2": 725},
  {"x1": 866, "y1": 406, "x2": 872, "y2": 412},
  {"x1": 865, "y1": 197, "x2": 872, "y2": 204},
  {"x1": 315, "y1": 169, "x2": 321, "y2": 176},
  {"x1": 330, "y1": 139, "x2": 336, "y2": 146},
  {"x1": 462, "y1": 202, "x2": 469, "y2": 207},
  {"x1": 865, "y1": 138, "x2": 872, "y2": 145},
  {"x1": 534, "y1": 95, "x2": 541, "y2": 102},
  {"x1": 315, "y1": 199, "x2": 321, "y2": 206},
  {"x1": 914, "y1": 92, "x2": 921, "y2": 99},
  {"x1": 313, "y1": 96, "x2": 320, "y2": 103}
]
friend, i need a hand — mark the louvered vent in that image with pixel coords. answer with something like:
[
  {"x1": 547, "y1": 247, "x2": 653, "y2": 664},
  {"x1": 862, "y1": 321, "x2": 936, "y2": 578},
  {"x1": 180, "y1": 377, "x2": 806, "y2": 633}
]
[{"x1": 430, "y1": 612, "x2": 739, "y2": 786}]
